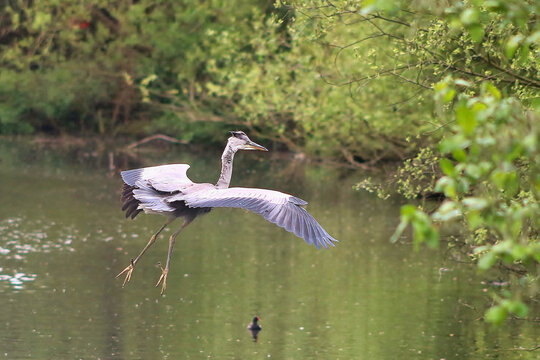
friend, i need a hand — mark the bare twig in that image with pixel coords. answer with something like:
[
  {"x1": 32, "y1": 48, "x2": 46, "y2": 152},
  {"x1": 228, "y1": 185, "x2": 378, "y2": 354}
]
[
  {"x1": 319, "y1": 61, "x2": 432, "y2": 87},
  {"x1": 125, "y1": 134, "x2": 187, "y2": 151},
  {"x1": 341, "y1": 147, "x2": 371, "y2": 169},
  {"x1": 481, "y1": 56, "x2": 540, "y2": 88},
  {"x1": 372, "y1": 14, "x2": 411, "y2": 27},
  {"x1": 503, "y1": 345, "x2": 540, "y2": 352},
  {"x1": 390, "y1": 71, "x2": 433, "y2": 89}
]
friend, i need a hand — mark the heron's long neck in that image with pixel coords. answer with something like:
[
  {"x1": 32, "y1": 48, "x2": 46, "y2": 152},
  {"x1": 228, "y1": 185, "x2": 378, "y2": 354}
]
[{"x1": 216, "y1": 143, "x2": 236, "y2": 189}]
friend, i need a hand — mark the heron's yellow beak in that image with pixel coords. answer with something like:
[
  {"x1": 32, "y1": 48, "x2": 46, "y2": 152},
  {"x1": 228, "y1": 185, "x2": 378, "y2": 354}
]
[{"x1": 242, "y1": 141, "x2": 268, "y2": 151}]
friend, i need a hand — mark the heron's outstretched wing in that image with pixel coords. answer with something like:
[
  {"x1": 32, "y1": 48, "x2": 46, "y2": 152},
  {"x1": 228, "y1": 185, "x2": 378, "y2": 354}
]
[
  {"x1": 179, "y1": 187, "x2": 338, "y2": 249},
  {"x1": 121, "y1": 164, "x2": 195, "y2": 215}
]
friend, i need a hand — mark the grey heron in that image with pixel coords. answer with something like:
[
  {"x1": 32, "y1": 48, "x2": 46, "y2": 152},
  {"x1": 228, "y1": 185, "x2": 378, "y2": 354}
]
[{"x1": 118, "y1": 131, "x2": 338, "y2": 294}]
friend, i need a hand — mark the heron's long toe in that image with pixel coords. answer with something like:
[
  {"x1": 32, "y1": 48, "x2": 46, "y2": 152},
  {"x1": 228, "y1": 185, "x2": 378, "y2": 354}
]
[
  {"x1": 116, "y1": 259, "x2": 135, "y2": 287},
  {"x1": 155, "y1": 263, "x2": 168, "y2": 295}
]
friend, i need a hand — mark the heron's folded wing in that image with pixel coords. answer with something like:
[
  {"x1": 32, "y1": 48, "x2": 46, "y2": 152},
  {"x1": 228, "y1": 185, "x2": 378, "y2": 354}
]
[
  {"x1": 182, "y1": 187, "x2": 338, "y2": 249},
  {"x1": 122, "y1": 164, "x2": 195, "y2": 215},
  {"x1": 121, "y1": 164, "x2": 194, "y2": 192}
]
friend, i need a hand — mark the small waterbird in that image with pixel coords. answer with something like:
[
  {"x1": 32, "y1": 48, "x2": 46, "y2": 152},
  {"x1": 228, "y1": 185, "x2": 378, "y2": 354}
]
[
  {"x1": 247, "y1": 316, "x2": 262, "y2": 331},
  {"x1": 247, "y1": 316, "x2": 262, "y2": 342}
]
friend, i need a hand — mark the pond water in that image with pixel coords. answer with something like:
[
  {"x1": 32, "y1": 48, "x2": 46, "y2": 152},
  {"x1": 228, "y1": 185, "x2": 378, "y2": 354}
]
[{"x1": 0, "y1": 138, "x2": 537, "y2": 359}]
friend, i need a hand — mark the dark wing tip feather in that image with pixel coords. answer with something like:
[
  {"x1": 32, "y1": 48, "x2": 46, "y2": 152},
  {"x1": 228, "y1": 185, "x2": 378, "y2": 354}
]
[{"x1": 121, "y1": 183, "x2": 142, "y2": 219}]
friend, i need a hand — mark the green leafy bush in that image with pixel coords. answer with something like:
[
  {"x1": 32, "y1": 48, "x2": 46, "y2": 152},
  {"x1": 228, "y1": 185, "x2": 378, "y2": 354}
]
[
  {"x1": 393, "y1": 77, "x2": 539, "y2": 323},
  {"x1": 353, "y1": 0, "x2": 540, "y2": 323}
]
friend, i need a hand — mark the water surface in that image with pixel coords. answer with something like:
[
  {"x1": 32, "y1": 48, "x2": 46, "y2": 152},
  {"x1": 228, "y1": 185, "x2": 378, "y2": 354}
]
[{"x1": 0, "y1": 139, "x2": 537, "y2": 359}]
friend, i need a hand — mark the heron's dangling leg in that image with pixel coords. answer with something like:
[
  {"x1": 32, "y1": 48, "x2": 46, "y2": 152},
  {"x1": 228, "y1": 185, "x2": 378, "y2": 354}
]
[
  {"x1": 116, "y1": 217, "x2": 176, "y2": 287},
  {"x1": 156, "y1": 217, "x2": 193, "y2": 295}
]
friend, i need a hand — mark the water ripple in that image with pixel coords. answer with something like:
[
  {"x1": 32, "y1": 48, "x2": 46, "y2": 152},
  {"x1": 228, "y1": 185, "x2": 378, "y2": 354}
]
[
  {"x1": 0, "y1": 268, "x2": 37, "y2": 290},
  {"x1": 0, "y1": 217, "x2": 75, "y2": 260}
]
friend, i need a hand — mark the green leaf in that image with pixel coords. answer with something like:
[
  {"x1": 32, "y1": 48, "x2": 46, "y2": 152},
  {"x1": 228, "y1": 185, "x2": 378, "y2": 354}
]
[
  {"x1": 466, "y1": 211, "x2": 483, "y2": 230},
  {"x1": 412, "y1": 222, "x2": 426, "y2": 250},
  {"x1": 473, "y1": 245, "x2": 490, "y2": 254},
  {"x1": 485, "y1": 305, "x2": 507, "y2": 325},
  {"x1": 452, "y1": 149, "x2": 467, "y2": 162},
  {"x1": 432, "y1": 201, "x2": 461, "y2": 221},
  {"x1": 32, "y1": 12, "x2": 52, "y2": 31},
  {"x1": 468, "y1": 24, "x2": 484, "y2": 42},
  {"x1": 478, "y1": 251, "x2": 497, "y2": 270},
  {"x1": 464, "y1": 164, "x2": 483, "y2": 179},
  {"x1": 435, "y1": 176, "x2": 457, "y2": 198},
  {"x1": 424, "y1": 226, "x2": 439, "y2": 249},
  {"x1": 511, "y1": 244, "x2": 528, "y2": 260},
  {"x1": 439, "y1": 158, "x2": 455, "y2": 176},
  {"x1": 456, "y1": 103, "x2": 477, "y2": 135},
  {"x1": 492, "y1": 240, "x2": 512, "y2": 254},
  {"x1": 491, "y1": 170, "x2": 519, "y2": 195},
  {"x1": 457, "y1": 177, "x2": 470, "y2": 194},
  {"x1": 460, "y1": 8, "x2": 479, "y2": 25},
  {"x1": 360, "y1": 0, "x2": 376, "y2": 15},
  {"x1": 462, "y1": 197, "x2": 488, "y2": 210},
  {"x1": 517, "y1": 44, "x2": 529, "y2": 66},
  {"x1": 482, "y1": 82, "x2": 501, "y2": 100},
  {"x1": 390, "y1": 219, "x2": 408, "y2": 244},
  {"x1": 443, "y1": 88, "x2": 456, "y2": 103},
  {"x1": 400, "y1": 205, "x2": 417, "y2": 220},
  {"x1": 439, "y1": 135, "x2": 471, "y2": 154},
  {"x1": 531, "y1": 97, "x2": 540, "y2": 111},
  {"x1": 507, "y1": 301, "x2": 528, "y2": 318},
  {"x1": 505, "y1": 172, "x2": 519, "y2": 196},
  {"x1": 505, "y1": 34, "x2": 524, "y2": 58},
  {"x1": 454, "y1": 79, "x2": 472, "y2": 87}
]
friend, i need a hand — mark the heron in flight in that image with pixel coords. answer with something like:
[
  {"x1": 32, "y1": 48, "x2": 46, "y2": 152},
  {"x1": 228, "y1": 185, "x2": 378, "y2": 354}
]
[{"x1": 118, "y1": 131, "x2": 337, "y2": 294}]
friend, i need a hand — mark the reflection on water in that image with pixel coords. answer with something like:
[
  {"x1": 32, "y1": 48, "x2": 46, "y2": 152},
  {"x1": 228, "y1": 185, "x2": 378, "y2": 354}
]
[
  {"x1": 0, "y1": 218, "x2": 75, "y2": 259},
  {"x1": 0, "y1": 216, "x2": 76, "y2": 292},
  {"x1": 0, "y1": 138, "x2": 538, "y2": 359},
  {"x1": 0, "y1": 270, "x2": 36, "y2": 290},
  {"x1": 248, "y1": 327, "x2": 261, "y2": 343}
]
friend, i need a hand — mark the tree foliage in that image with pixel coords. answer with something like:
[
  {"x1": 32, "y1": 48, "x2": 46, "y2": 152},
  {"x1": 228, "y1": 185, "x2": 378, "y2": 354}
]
[
  {"x1": 203, "y1": 3, "x2": 432, "y2": 162},
  {"x1": 0, "y1": 0, "x2": 266, "y2": 140},
  {"x1": 357, "y1": 0, "x2": 540, "y2": 323}
]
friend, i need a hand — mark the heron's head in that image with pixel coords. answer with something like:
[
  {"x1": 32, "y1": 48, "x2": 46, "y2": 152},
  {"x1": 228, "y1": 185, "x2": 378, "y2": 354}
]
[{"x1": 228, "y1": 131, "x2": 268, "y2": 152}]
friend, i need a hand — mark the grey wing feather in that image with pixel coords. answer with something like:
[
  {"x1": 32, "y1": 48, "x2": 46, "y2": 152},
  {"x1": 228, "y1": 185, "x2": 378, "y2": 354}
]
[
  {"x1": 121, "y1": 164, "x2": 194, "y2": 214},
  {"x1": 121, "y1": 168, "x2": 144, "y2": 187},
  {"x1": 182, "y1": 187, "x2": 338, "y2": 249},
  {"x1": 121, "y1": 164, "x2": 193, "y2": 191}
]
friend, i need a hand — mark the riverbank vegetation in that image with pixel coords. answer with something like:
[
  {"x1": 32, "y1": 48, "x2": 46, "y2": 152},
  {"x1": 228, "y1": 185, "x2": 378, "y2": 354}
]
[{"x1": 1, "y1": 0, "x2": 538, "y2": 324}]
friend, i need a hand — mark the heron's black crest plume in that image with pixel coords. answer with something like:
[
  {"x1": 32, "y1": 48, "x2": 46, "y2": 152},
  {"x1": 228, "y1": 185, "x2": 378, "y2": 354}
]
[{"x1": 230, "y1": 130, "x2": 248, "y2": 139}]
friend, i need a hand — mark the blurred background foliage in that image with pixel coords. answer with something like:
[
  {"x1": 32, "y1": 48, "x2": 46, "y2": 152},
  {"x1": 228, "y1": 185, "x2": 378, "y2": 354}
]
[
  {"x1": 0, "y1": 0, "x2": 271, "y2": 142},
  {"x1": 1, "y1": 0, "x2": 538, "y2": 323},
  {"x1": 1, "y1": 0, "x2": 435, "y2": 160},
  {"x1": 1, "y1": 0, "x2": 537, "y2": 162}
]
